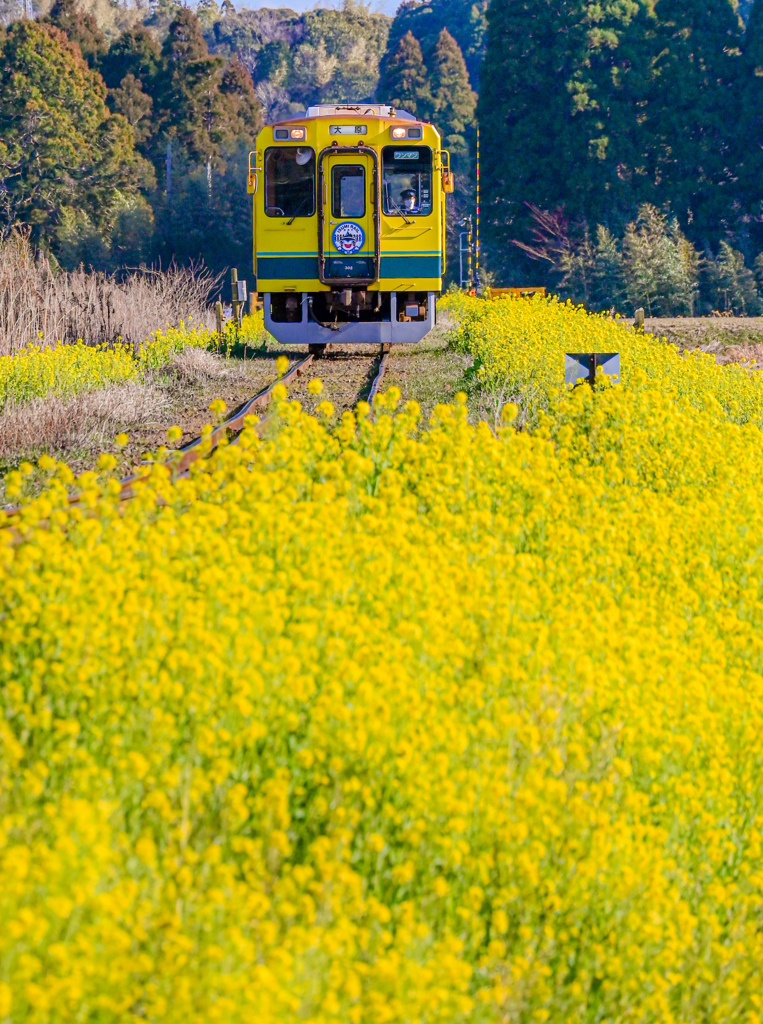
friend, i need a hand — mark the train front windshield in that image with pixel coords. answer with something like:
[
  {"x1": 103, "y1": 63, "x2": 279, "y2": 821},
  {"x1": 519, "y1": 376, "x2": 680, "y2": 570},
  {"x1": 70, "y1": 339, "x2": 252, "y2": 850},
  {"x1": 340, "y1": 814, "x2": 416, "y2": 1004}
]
[
  {"x1": 265, "y1": 147, "x2": 316, "y2": 218},
  {"x1": 382, "y1": 146, "x2": 432, "y2": 217}
]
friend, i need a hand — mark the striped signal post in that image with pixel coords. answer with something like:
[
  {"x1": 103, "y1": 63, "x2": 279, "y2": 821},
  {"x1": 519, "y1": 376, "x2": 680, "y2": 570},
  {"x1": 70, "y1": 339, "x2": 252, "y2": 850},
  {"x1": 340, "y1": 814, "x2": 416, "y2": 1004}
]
[{"x1": 475, "y1": 126, "x2": 480, "y2": 294}]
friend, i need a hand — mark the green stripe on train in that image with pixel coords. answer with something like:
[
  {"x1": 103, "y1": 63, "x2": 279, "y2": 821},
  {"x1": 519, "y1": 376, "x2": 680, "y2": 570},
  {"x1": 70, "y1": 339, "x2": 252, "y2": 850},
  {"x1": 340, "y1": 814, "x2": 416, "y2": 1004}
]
[{"x1": 256, "y1": 255, "x2": 442, "y2": 280}]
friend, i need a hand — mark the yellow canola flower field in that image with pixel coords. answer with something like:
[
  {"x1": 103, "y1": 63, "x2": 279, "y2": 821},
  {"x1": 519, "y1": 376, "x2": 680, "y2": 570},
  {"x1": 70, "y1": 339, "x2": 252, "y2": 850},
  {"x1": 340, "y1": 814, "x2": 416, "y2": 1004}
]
[
  {"x1": 445, "y1": 291, "x2": 763, "y2": 426},
  {"x1": 0, "y1": 342, "x2": 138, "y2": 410},
  {"x1": 3, "y1": 298, "x2": 763, "y2": 1022},
  {"x1": 0, "y1": 312, "x2": 268, "y2": 409}
]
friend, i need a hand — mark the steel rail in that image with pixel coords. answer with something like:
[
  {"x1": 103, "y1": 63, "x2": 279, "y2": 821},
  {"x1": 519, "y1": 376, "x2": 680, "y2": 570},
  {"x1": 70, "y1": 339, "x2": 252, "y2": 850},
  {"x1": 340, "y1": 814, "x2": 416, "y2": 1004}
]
[
  {"x1": 118, "y1": 353, "x2": 314, "y2": 499},
  {"x1": 367, "y1": 345, "x2": 390, "y2": 405},
  {"x1": 3, "y1": 354, "x2": 315, "y2": 523}
]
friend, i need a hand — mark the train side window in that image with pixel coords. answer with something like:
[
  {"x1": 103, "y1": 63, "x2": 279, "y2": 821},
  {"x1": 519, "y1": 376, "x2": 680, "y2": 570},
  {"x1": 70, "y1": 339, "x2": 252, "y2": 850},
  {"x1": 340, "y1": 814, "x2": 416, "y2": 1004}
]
[
  {"x1": 264, "y1": 147, "x2": 316, "y2": 218},
  {"x1": 381, "y1": 146, "x2": 433, "y2": 217},
  {"x1": 332, "y1": 164, "x2": 365, "y2": 218}
]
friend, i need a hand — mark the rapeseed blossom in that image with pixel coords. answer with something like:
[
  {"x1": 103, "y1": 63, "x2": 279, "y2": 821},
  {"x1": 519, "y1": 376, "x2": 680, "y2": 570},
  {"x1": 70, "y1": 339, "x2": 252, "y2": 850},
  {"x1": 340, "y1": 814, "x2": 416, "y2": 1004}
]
[
  {"x1": 444, "y1": 291, "x2": 763, "y2": 426},
  {"x1": 0, "y1": 341, "x2": 137, "y2": 409},
  {"x1": 0, "y1": 312, "x2": 268, "y2": 408},
  {"x1": 2, "y1": 297, "x2": 763, "y2": 1021}
]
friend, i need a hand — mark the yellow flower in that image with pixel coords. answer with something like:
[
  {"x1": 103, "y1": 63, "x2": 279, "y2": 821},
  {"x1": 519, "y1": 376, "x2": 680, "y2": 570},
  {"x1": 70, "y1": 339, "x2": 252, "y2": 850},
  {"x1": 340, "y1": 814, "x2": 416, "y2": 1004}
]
[
  {"x1": 4, "y1": 293, "x2": 763, "y2": 1023},
  {"x1": 308, "y1": 379, "x2": 324, "y2": 395}
]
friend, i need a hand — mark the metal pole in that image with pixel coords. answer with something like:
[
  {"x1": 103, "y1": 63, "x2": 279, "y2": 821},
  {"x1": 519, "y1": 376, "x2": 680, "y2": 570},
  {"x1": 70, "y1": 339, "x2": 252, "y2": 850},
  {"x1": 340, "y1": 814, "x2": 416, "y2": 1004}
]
[
  {"x1": 166, "y1": 141, "x2": 172, "y2": 201},
  {"x1": 475, "y1": 127, "x2": 480, "y2": 293},
  {"x1": 231, "y1": 267, "x2": 239, "y2": 328},
  {"x1": 467, "y1": 215, "x2": 473, "y2": 291}
]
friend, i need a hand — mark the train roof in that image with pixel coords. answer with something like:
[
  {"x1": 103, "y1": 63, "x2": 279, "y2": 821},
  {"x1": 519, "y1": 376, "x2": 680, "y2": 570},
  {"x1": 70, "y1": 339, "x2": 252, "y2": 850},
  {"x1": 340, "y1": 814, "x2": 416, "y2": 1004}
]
[{"x1": 292, "y1": 104, "x2": 418, "y2": 122}]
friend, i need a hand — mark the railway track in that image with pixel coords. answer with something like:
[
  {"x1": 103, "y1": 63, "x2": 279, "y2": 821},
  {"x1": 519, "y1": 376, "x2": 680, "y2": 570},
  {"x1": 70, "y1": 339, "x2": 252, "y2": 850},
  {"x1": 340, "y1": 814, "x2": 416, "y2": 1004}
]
[
  {"x1": 118, "y1": 350, "x2": 316, "y2": 500},
  {"x1": 4, "y1": 343, "x2": 392, "y2": 523},
  {"x1": 147, "y1": 341, "x2": 390, "y2": 492}
]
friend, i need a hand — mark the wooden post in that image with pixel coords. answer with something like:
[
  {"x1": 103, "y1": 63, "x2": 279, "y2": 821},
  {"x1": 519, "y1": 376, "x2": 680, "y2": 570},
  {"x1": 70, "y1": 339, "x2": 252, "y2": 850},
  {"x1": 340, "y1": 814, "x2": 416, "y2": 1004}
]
[
  {"x1": 634, "y1": 307, "x2": 645, "y2": 331},
  {"x1": 215, "y1": 300, "x2": 223, "y2": 339}
]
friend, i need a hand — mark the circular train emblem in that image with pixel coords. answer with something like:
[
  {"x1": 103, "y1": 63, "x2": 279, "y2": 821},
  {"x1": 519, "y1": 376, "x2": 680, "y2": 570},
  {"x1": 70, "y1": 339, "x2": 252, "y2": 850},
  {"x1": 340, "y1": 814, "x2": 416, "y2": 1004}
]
[{"x1": 332, "y1": 221, "x2": 364, "y2": 255}]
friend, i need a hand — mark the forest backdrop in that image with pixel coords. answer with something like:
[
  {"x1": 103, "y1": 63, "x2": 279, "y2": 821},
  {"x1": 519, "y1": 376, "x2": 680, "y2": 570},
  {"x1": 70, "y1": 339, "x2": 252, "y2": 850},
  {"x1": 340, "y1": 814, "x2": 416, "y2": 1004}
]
[{"x1": 2, "y1": 0, "x2": 763, "y2": 314}]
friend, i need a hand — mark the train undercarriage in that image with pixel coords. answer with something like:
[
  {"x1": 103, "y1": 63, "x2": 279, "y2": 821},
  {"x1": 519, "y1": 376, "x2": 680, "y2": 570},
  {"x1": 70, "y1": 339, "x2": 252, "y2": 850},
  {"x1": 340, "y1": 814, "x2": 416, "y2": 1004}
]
[{"x1": 264, "y1": 289, "x2": 436, "y2": 346}]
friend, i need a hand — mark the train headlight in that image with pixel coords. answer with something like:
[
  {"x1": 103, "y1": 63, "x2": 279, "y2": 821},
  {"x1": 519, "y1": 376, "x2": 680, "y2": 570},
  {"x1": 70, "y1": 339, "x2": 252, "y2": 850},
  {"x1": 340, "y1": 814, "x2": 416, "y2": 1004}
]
[
  {"x1": 391, "y1": 126, "x2": 406, "y2": 139},
  {"x1": 290, "y1": 128, "x2": 306, "y2": 140}
]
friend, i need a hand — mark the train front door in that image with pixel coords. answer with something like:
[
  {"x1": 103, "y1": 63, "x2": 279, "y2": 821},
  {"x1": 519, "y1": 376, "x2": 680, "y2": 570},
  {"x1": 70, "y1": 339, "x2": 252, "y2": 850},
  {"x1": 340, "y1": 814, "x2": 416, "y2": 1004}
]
[{"x1": 320, "y1": 149, "x2": 378, "y2": 285}]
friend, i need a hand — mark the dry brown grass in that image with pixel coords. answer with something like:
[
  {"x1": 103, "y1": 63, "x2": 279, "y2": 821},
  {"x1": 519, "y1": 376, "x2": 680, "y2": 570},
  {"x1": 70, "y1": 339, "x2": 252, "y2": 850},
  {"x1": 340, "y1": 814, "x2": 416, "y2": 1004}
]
[
  {"x1": 0, "y1": 382, "x2": 167, "y2": 462},
  {"x1": 170, "y1": 347, "x2": 257, "y2": 384},
  {"x1": 0, "y1": 233, "x2": 218, "y2": 357},
  {"x1": 171, "y1": 347, "x2": 234, "y2": 382}
]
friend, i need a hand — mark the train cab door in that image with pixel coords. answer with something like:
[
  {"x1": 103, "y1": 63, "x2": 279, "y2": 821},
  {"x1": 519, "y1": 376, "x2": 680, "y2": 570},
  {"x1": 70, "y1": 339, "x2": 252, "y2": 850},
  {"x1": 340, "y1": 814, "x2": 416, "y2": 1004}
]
[{"x1": 319, "y1": 149, "x2": 378, "y2": 285}]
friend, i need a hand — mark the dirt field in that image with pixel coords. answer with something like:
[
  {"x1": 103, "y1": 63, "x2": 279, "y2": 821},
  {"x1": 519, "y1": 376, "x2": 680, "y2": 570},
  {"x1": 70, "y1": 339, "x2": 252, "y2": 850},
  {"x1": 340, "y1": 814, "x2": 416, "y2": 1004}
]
[{"x1": 641, "y1": 316, "x2": 763, "y2": 364}]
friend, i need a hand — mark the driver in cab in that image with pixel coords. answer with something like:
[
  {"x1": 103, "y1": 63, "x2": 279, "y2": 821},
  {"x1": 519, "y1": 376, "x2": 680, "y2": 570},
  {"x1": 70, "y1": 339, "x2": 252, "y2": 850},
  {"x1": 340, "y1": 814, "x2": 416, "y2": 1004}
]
[{"x1": 400, "y1": 188, "x2": 418, "y2": 213}]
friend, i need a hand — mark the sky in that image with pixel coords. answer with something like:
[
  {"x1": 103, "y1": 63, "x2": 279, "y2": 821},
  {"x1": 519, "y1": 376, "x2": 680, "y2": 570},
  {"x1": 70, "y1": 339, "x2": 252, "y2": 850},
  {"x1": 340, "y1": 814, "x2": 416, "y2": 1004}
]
[{"x1": 241, "y1": 0, "x2": 400, "y2": 17}]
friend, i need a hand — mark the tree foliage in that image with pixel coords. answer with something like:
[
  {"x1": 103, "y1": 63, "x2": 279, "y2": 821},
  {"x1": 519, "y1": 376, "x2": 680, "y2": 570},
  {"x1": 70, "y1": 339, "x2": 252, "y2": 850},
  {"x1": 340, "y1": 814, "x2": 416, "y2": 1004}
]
[
  {"x1": 43, "y1": 0, "x2": 106, "y2": 64},
  {"x1": 479, "y1": 0, "x2": 749, "y2": 281},
  {"x1": 386, "y1": 0, "x2": 487, "y2": 88},
  {"x1": 0, "y1": 21, "x2": 152, "y2": 246},
  {"x1": 377, "y1": 30, "x2": 431, "y2": 117},
  {"x1": 429, "y1": 27, "x2": 475, "y2": 159}
]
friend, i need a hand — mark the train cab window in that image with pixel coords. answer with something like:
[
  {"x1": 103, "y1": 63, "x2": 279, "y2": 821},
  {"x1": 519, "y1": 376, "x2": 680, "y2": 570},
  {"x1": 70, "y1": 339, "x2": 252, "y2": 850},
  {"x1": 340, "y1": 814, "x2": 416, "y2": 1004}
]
[
  {"x1": 382, "y1": 146, "x2": 433, "y2": 217},
  {"x1": 332, "y1": 164, "x2": 365, "y2": 218},
  {"x1": 264, "y1": 147, "x2": 316, "y2": 218}
]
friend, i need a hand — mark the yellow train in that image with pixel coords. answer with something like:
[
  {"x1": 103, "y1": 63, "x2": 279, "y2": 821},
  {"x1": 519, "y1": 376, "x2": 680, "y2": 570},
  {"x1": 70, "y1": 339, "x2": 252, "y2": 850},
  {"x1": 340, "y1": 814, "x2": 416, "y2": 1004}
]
[{"x1": 248, "y1": 103, "x2": 453, "y2": 348}]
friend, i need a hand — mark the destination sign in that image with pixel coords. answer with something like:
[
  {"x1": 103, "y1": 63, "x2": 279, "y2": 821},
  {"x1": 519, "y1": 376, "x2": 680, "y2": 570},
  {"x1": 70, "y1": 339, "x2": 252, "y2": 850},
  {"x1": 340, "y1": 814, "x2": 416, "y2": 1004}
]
[{"x1": 329, "y1": 125, "x2": 367, "y2": 135}]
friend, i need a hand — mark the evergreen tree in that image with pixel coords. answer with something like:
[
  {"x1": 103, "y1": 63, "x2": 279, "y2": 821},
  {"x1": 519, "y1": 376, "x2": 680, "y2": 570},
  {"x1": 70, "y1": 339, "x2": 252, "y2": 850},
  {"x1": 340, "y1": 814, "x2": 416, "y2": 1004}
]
[
  {"x1": 642, "y1": 0, "x2": 743, "y2": 239},
  {"x1": 100, "y1": 27, "x2": 161, "y2": 91},
  {"x1": 0, "y1": 21, "x2": 152, "y2": 247},
  {"x1": 478, "y1": 0, "x2": 658, "y2": 278},
  {"x1": 429, "y1": 28, "x2": 475, "y2": 160},
  {"x1": 109, "y1": 73, "x2": 154, "y2": 145},
  {"x1": 706, "y1": 242, "x2": 761, "y2": 314},
  {"x1": 478, "y1": 0, "x2": 576, "y2": 274},
  {"x1": 163, "y1": 7, "x2": 210, "y2": 65},
  {"x1": 591, "y1": 226, "x2": 626, "y2": 311},
  {"x1": 739, "y1": 0, "x2": 763, "y2": 227},
  {"x1": 43, "y1": 0, "x2": 105, "y2": 65},
  {"x1": 154, "y1": 8, "x2": 225, "y2": 162},
  {"x1": 377, "y1": 30, "x2": 430, "y2": 117},
  {"x1": 622, "y1": 205, "x2": 699, "y2": 316},
  {"x1": 214, "y1": 56, "x2": 262, "y2": 141},
  {"x1": 387, "y1": 0, "x2": 488, "y2": 88}
]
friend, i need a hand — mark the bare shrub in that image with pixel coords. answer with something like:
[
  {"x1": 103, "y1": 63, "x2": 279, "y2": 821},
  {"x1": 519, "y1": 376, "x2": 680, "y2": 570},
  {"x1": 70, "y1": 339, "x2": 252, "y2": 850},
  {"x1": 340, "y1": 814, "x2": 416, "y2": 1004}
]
[
  {"x1": 0, "y1": 233, "x2": 219, "y2": 357},
  {"x1": 0, "y1": 382, "x2": 167, "y2": 460}
]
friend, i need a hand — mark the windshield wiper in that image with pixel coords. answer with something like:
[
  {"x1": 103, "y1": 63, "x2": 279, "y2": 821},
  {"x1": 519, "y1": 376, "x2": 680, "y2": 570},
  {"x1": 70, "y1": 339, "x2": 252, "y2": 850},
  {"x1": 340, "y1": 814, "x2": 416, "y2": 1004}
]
[
  {"x1": 384, "y1": 182, "x2": 413, "y2": 224},
  {"x1": 390, "y1": 199, "x2": 413, "y2": 225},
  {"x1": 287, "y1": 196, "x2": 311, "y2": 225}
]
